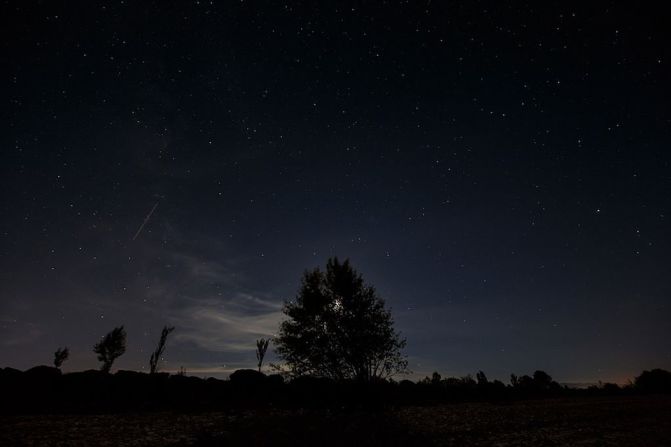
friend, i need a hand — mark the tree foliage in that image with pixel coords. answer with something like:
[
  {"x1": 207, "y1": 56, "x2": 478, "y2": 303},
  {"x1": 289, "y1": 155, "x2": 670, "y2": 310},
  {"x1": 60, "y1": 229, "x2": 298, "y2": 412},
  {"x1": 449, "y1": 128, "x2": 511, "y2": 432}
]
[
  {"x1": 53, "y1": 347, "x2": 69, "y2": 368},
  {"x1": 275, "y1": 258, "x2": 407, "y2": 381},
  {"x1": 93, "y1": 326, "x2": 127, "y2": 373},
  {"x1": 149, "y1": 326, "x2": 175, "y2": 374}
]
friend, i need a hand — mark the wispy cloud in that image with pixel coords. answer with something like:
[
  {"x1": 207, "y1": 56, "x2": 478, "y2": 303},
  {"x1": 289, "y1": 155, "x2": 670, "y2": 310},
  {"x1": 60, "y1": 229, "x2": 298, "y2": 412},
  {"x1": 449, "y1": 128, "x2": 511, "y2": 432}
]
[
  {"x1": 139, "y1": 243, "x2": 285, "y2": 355},
  {"x1": 172, "y1": 293, "x2": 282, "y2": 352}
]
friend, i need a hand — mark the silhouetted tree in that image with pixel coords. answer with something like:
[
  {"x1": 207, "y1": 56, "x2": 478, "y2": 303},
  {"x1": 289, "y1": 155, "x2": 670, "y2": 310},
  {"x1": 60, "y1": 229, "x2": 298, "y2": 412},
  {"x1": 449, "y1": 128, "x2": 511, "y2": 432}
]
[
  {"x1": 149, "y1": 325, "x2": 175, "y2": 374},
  {"x1": 476, "y1": 370, "x2": 488, "y2": 386},
  {"x1": 275, "y1": 258, "x2": 408, "y2": 381},
  {"x1": 93, "y1": 326, "x2": 127, "y2": 373},
  {"x1": 256, "y1": 338, "x2": 270, "y2": 372},
  {"x1": 53, "y1": 347, "x2": 69, "y2": 368}
]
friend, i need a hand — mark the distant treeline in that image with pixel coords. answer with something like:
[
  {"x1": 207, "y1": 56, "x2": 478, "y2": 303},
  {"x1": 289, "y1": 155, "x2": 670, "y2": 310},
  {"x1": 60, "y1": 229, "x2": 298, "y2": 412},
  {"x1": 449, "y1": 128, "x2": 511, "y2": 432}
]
[{"x1": 1, "y1": 366, "x2": 669, "y2": 414}]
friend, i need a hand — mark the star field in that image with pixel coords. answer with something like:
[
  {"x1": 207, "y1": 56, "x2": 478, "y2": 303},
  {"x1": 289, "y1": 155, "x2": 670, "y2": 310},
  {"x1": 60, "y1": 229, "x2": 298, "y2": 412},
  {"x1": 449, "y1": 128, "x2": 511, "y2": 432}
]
[{"x1": 1, "y1": 1, "x2": 669, "y2": 383}]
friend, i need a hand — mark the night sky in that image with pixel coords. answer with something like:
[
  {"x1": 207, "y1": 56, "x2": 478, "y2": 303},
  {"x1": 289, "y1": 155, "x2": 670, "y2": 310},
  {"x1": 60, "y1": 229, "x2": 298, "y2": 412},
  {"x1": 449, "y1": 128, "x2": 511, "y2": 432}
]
[{"x1": 2, "y1": 1, "x2": 669, "y2": 384}]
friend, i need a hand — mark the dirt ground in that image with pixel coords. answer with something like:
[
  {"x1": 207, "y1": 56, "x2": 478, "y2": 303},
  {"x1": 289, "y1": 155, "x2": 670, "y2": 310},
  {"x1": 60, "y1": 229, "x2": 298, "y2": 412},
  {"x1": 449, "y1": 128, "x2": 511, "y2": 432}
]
[{"x1": 2, "y1": 396, "x2": 670, "y2": 446}]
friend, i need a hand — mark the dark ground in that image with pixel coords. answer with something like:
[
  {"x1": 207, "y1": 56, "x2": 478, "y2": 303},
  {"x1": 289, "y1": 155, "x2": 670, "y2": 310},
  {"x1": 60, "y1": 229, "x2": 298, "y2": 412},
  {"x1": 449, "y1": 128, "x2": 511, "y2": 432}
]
[{"x1": 2, "y1": 396, "x2": 670, "y2": 446}]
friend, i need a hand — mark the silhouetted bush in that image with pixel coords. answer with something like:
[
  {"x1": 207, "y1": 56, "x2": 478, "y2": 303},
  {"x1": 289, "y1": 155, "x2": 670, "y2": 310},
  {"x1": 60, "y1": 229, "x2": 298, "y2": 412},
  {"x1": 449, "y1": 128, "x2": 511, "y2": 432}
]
[
  {"x1": 229, "y1": 369, "x2": 267, "y2": 387},
  {"x1": 509, "y1": 370, "x2": 562, "y2": 396},
  {"x1": 635, "y1": 369, "x2": 671, "y2": 393},
  {"x1": 24, "y1": 365, "x2": 61, "y2": 380},
  {"x1": 267, "y1": 373, "x2": 285, "y2": 386},
  {"x1": 0, "y1": 366, "x2": 663, "y2": 414},
  {"x1": 587, "y1": 381, "x2": 622, "y2": 395},
  {"x1": 288, "y1": 376, "x2": 340, "y2": 407},
  {"x1": 602, "y1": 382, "x2": 621, "y2": 392},
  {"x1": 533, "y1": 370, "x2": 554, "y2": 390}
]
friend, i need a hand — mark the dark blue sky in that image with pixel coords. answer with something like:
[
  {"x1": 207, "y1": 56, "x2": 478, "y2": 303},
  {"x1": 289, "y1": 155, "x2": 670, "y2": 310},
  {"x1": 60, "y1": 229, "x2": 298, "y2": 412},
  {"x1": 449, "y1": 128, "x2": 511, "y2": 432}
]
[{"x1": 1, "y1": 1, "x2": 669, "y2": 383}]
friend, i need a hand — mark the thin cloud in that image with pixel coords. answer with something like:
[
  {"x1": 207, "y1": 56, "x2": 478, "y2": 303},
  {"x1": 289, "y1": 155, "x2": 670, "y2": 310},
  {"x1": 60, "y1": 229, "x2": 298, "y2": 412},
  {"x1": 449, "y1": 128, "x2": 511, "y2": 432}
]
[{"x1": 172, "y1": 295, "x2": 282, "y2": 352}]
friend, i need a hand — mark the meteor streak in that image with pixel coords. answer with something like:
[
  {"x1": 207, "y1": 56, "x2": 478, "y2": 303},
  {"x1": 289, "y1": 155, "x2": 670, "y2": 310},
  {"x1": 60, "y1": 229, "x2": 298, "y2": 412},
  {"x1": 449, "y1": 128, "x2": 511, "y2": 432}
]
[{"x1": 132, "y1": 201, "x2": 159, "y2": 240}]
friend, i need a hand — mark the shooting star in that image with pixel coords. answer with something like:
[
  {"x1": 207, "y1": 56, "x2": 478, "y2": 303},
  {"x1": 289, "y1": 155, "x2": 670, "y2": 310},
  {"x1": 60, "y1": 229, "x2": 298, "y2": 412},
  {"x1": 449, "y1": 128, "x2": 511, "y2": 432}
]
[{"x1": 132, "y1": 201, "x2": 159, "y2": 241}]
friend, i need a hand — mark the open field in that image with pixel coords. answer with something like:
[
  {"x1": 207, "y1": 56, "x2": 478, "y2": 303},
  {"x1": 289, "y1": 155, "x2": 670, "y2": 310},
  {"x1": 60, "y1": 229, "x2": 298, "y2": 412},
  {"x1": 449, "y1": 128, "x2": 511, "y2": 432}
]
[{"x1": 2, "y1": 396, "x2": 670, "y2": 446}]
